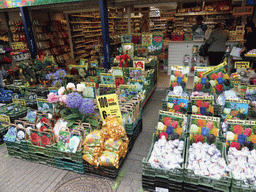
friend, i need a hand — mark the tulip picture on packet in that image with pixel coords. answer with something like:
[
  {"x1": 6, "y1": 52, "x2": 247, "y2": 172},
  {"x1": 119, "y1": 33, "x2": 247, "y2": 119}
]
[
  {"x1": 191, "y1": 96, "x2": 214, "y2": 116},
  {"x1": 167, "y1": 96, "x2": 189, "y2": 114},
  {"x1": 193, "y1": 67, "x2": 213, "y2": 93},
  {"x1": 169, "y1": 66, "x2": 189, "y2": 91},
  {"x1": 222, "y1": 99, "x2": 250, "y2": 120}
]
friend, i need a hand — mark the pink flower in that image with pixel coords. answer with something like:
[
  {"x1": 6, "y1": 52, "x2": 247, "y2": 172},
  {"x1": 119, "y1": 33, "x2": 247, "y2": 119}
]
[
  {"x1": 180, "y1": 74, "x2": 185, "y2": 78},
  {"x1": 59, "y1": 94, "x2": 67, "y2": 104},
  {"x1": 204, "y1": 101, "x2": 210, "y2": 108},
  {"x1": 47, "y1": 93, "x2": 59, "y2": 103},
  {"x1": 206, "y1": 121, "x2": 214, "y2": 129},
  {"x1": 218, "y1": 72, "x2": 223, "y2": 78},
  {"x1": 116, "y1": 56, "x2": 120, "y2": 61},
  {"x1": 171, "y1": 121, "x2": 178, "y2": 129}
]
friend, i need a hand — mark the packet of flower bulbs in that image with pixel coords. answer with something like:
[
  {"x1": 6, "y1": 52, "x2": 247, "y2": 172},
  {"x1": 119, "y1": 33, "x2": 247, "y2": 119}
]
[
  {"x1": 98, "y1": 151, "x2": 120, "y2": 168},
  {"x1": 67, "y1": 131, "x2": 81, "y2": 153},
  {"x1": 169, "y1": 66, "x2": 189, "y2": 91},
  {"x1": 57, "y1": 131, "x2": 71, "y2": 152},
  {"x1": 222, "y1": 119, "x2": 256, "y2": 150},
  {"x1": 201, "y1": 61, "x2": 233, "y2": 95},
  {"x1": 100, "y1": 73, "x2": 114, "y2": 85},
  {"x1": 99, "y1": 84, "x2": 116, "y2": 95},
  {"x1": 156, "y1": 110, "x2": 188, "y2": 140},
  {"x1": 167, "y1": 95, "x2": 189, "y2": 114},
  {"x1": 119, "y1": 85, "x2": 138, "y2": 100},
  {"x1": 114, "y1": 75, "x2": 124, "y2": 88},
  {"x1": 40, "y1": 130, "x2": 54, "y2": 147},
  {"x1": 189, "y1": 115, "x2": 220, "y2": 144},
  {"x1": 84, "y1": 130, "x2": 104, "y2": 147},
  {"x1": 245, "y1": 85, "x2": 256, "y2": 102},
  {"x1": 193, "y1": 67, "x2": 213, "y2": 93},
  {"x1": 222, "y1": 99, "x2": 250, "y2": 120},
  {"x1": 191, "y1": 95, "x2": 214, "y2": 116}
]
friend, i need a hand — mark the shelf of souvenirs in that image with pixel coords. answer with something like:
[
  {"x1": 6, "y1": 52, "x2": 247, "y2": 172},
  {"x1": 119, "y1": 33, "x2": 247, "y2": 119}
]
[{"x1": 175, "y1": 10, "x2": 232, "y2": 17}]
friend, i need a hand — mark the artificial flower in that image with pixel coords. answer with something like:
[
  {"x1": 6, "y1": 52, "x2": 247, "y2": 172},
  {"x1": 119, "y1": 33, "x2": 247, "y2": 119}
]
[
  {"x1": 230, "y1": 142, "x2": 241, "y2": 150},
  {"x1": 77, "y1": 84, "x2": 86, "y2": 92},
  {"x1": 210, "y1": 73, "x2": 217, "y2": 80},
  {"x1": 47, "y1": 93, "x2": 59, "y2": 103},
  {"x1": 184, "y1": 78, "x2": 188, "y2": 83},
  {"x1": 196, "y1": 100, "x2": 203, "y2": 108},
  {"x1": 171, "y1": 133, "x2": 179, "y2": 140},
  {"x1": 70, "y1": 68, "x2": 78, "y2": 75},
  {"x1": 234, "y1": 134, "x2": 238, "y2": 141},
  {"x1": 30, "y1": 132, "x2": 40, "y2": 143},
  {"x1": 58, "y1": 87, "x2": 65, "y2": 96},
  {"x1": 40, "y1": 117, "x2": 48, "y2": 124},
  {"x1": 201, "y1": 127, "x2": 209, "y2": 136},
  {"x1": 166, "y1": 126, "x2": 174, "y2": 135},
  {"x1": 66, "y1": 83, "x2": 75, "y2": 90},
  {"x1": 244, "y1": 128, "x2": 252, "y2": 137},
  {"x1": 198, "y1": 72, "x2": 204, "y2": 78},
  {"x1": 226, "y1": 131, "x2": 235, "y2": 141},
  {"x1": 194, "y1": 134, "x2": 204, "y2": 143},
  {"x1": 163, "y1": 117, "x2": 171, "y2": 126},
  {"x1": 190, "y1": 124, "x2": 198, "y2": 133}
]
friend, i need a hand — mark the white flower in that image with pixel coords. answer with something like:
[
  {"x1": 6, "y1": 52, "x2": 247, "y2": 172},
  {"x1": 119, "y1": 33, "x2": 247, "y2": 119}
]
[
  {"x1": 226, "y1": 131, "x2": 235, "y2": 141},
  {"x1": 194, "y1": 76, "x2": 200, "y2": 83},
  {"x1": 192, "y1": 105, "x2": 198, "y2": 113},
  {"x1": 170, "y1": 75, "x2": 176, "y2": 82},
  {"x1": 157, "y1": 122, "x2": 165, "y2": 131},
  {"x1": 58, "y1": 86, "x2": 65, "y2": 95},
  {"x1": 190, "y1": 124, "x2": 198, "y2": 133},
  {"x1": 210, "y1": 80, "x2": 215, "y2": 87},
  {"x1": 224, "y1": 108, "x2": 231, "y2": 115},
  {"x1": 66, "y1": 83, "x2": 75, "y2": 90},
  {"x1": 167, "y1": 102, "x2": 174, "y2": 109},
  {"x1": 77, "y1": 84, "x2": 86, "y2": 92}
]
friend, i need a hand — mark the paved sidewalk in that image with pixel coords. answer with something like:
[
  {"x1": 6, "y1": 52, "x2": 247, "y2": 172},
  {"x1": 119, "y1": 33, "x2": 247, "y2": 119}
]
[{"x1": 0, "y1": 89, "x2": 166, "y2": 192}]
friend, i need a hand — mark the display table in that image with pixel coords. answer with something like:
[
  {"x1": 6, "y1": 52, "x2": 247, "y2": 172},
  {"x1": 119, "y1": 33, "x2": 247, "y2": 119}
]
[{"x1": 168, "y1": 41, "x2": 240, "y2": 75}]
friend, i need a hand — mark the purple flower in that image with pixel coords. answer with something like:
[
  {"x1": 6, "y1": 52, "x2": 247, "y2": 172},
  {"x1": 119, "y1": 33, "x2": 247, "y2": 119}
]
[
  {"x1": 66, "y1": 92, "x2": 83, "y2": 108},
  {"x1": 173, "y1": 99, "x2": 178, "y2": 105},
  {"x1": 52, "y1": 79, "x2": 63, "y2": 87},
  {"x1": 79, "y1": 98, "x2": 94, "y2": 114},
  {"x1": 46, "y1": 73, "x2": 55, "y2": 80},
  {"x1": 55, "y1": 69, "x2": 67, "y2": 78}
]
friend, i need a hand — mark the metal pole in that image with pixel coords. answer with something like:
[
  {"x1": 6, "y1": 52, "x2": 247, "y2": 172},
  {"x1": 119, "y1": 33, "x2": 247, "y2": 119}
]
[
  {"x1": 127, "y1": 7, "x2": 132, "y2": 33},
  {"x1": 99, "y1": 0, "x2": 111, "y2": 69},
  {"x1": 20, "y1": 7, "x2": 37, "y2": 60}
]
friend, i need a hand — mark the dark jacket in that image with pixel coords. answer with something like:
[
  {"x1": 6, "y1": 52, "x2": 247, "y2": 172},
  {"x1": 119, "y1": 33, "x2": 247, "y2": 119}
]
[
  {"x1": 206, "y1": 28, "x2": 229, "y2": 52},
  {"x1": 244, "y1": 31, "x2": 256, "y2": 51},
  {"x1": 192, "y1": 23, "x2": 208, "y2": 34}
]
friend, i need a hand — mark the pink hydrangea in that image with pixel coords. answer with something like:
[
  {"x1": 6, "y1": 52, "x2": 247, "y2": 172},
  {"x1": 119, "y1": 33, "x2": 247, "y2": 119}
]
[
  {"x1": 47, "y1": 93, "x2": 59, "y2": 103},
  {"x1": 59, "y1": 94, "x2": 67, "y2": 104}
]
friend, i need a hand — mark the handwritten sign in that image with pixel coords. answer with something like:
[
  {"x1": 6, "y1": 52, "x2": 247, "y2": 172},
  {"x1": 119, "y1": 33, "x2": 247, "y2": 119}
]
[
  {"x1": 11, "y1": 42, "x2": 25, "y2": 50},
  {"x1": 12, "y1": 99, "x2": 26, "y2": 106},
  {"x1": 96, "y1": 94, "x2": 122, "y2": 124},
  {"x1": 235, "y1": 61, "x2": 250, "y2": 69},
  {"x1": 201, "y1": 62, "x2": 227, "y2": 77}
]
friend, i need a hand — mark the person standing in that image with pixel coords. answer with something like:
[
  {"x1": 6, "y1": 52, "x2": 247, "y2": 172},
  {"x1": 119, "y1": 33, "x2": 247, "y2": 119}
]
[
  {"x1": 206, "y1": 23, "x2": 229, "y2": 66},
  {"x1": 192, "y1": 15, "x2": 208, "y2": 35}
]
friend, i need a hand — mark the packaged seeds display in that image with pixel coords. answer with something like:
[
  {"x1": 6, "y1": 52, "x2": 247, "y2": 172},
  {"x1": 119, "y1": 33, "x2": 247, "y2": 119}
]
[
  {"x1": 194, "y1": 67, "x2": 213, "y2": 93},
  {"x1": 97, "y1": 67, "x2": 105, "y2": 76},
  {"x1": 114, "y1": 75, "x2": 124, "y2": 88},
  {"x1": 133, "y1": 57, "x2": 145, "y2": 71},
  {"x1": 122, "y1": 43, "x2": 134, "y2": 58},
  {"x1": 131, "y1": 34, "x2": 142, "y2": 44},
  {"x1": 245, "y1": 85, "x2": 256, "y2": 102},
  {"x1": 191, "y1": 95, "x2": 214, "y2": 116},
  {"x1": 40, "y1": 130, "x2": 54, "y2": 147},
  {"x1": 26, "y1": 109, "x2": 37, "y2": 123},
  {"x1": 130, "y1": 79, "x2": 145, "y2": 94},
  {"x1": 167, "y1": 95, "x2": 189, "y2": 114},
  {"x1": 89, "y1": 59, "x2": 98, "y2": 68},
  {"x1": 121, "y1": 34, "x2": 132, "y2": 43},
  {"x1": 80, "y1": 58, "x2": 88, "y2": 67},
  {"x1": 99, "y1": 84, "x2": 116, "y2": 95},
  {"x1": 119, "y1": 85, "x2": 138, "y2": 100},
  {"x1": 222, "y1": 99, "x2": 250, "y2": 120},
  {"x1": 190, "y1": 115, "x2": 220, "y2": 144},
  {"x1": 236, "y1": 83, "x2": 247, "y2": 99},
  {"x1": 30, "y1": 129, "x2": 41, "y2": 146},
  {"x1": 134, "y1": 45, "x2": 148, "y2": 57},
  {"x1": 16, "y1": 127, "x2": 27, "y2": 142},
  {"x1": 156, "y1": 110, "x2": 188, "y2": 140},
  {"x1": 223, "y1": 120, "x2": 256, "y2": 150},
  {"x1": 201, "y1": 62, "x2": 233, "y2": 94},
  {"x1": 81, "y1": 82, "x2": 96, "y2": 99},
  {"x1": 112, "y1": 67, "x2": 123, "y2": 77},
  {"x1": 169, "y1": 66, "x2": 189, "y2": 90},
  {"x1": 100, "y1": 73, "x2": 114, "y2": 84},
  {"x1": 37, "y1": 98, "x2": 54, "y2": 113},
  {"x1": 67, "y1": 131, "x2": 81, "y2": 153},
  {"x1": 57, "y1": 131, "x2": 71, "y2": 152},
  {"x1": 150, "y1": 33, "x2": 163, "y2": 55},
  {"x1": 141, "y1": 33, "x2": 152, "y2": 46},
  {"x1": 129, "y1": 68, "x2": 142, "y2": 80}
]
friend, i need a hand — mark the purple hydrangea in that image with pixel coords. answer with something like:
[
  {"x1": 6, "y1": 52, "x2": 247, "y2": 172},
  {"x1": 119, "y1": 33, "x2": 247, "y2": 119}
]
[
  {"x1": 46, "y1": 73, "x2": 55, "y2": 80},
  {"x1": 52, "y1": 79, "x2": 63, "y2": 87},
  {"x1": 79, "y1": 98, "x2": 94, "y2": 114},
  {"x1": 55, "y1": 69, "x2": 67, "y2": 78},
  {"x1": 66, "y1": 92, "x2": 83, "y2": 108}
]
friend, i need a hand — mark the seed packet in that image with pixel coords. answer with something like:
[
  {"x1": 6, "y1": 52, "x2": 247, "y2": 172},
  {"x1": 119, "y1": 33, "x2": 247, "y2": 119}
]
[
  {"x1": 30, "y1": 129, "x2": 41, "y2": 146},
  {"x1": 142, "y1": 33, "x2": 152, "y2": 46},
  {"x1": 81, "y1": 82, "x2": 96, "y2": 99},
  {"x1": 40, "y1": 130, "x2": 54, "y2": 147},
  {"x1": 121, "y1": 34, "x2": 132, "y2": 43},
  {"x1": 157, "y1": 110, "x2": 188, "y2": 140},
  {"x1": 190, "y1": 115, "x2": 220, "y2": 144},
  {"x1": 3, "y1": 124, "x2": 17, "y2": 142},
  {"x1": 133, "y1": 59, "x2": 145, "y2": 71},
  {"x1": 100, "y1": 73, "x2": 114, "y2": 84},
  {"x1": 245, "y1": 85, "x2": 256, "y2": 102},
  {"x1": 67, "y1": 131, "x2": 81, "y2": 153},
  {"x1": 37, "y1": 98, "x2": 54, "y2": 113},
  {"x1": 114, "y1": 75, "x2": 124, "y2": 88},
  {"x1": 129, "y1": 67, "x2": 142, "y2": 80},
  {"x1": 16, "y1": 127, "x2": 27, "y2": 142},
  {"x1": 57, "y1": 131, "x2": 70, "y2": 152},
  {"x1": 98, "y1": 151, "x2": 120, "y2": 168},
  {"x1": 99, "y1": 84, "x2": 116, "y2": 95},
  {"x1": 167, "y1": 96, "x2": 189, "y2": 114},
  {"x1": 26, "y1": 109, "x2": 37, "y2": 123},
  {"x1": 222, "y1": 99, "x2": 250, "y2": 120},
  {"x1": 191, "y1": 95, "x2": 214, "y2": 116},
  {"x1": 119, "y1": 85, "x2": 138, "y2": 100},
  {"x1": 169, "y1": 66, "x2": 189, "y2": 91},
  {"x1": 223, "y1": 120, "x2": 256, "y2": 150}
]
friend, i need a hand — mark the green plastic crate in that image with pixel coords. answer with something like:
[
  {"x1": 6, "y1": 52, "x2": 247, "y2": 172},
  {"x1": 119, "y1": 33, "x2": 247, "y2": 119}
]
[
  {"x1": 30, "y1": 153, "x2": 55, "y2": 166},
  {"x1": 7, "y1": 148, "x2": 30, "y2": 161},
  {"x1": 184, "y1": 139, "x2": 231, "y2": 192},
  {"x1": 5, "y1": 140, "x2": 29, "y2": 152},
  {"x1": 125, "y1": 109, "x2": 142, "y2": 135},
  {"x1": 52, "y1": 144, "x2": 83, "y2": 163},
  {"x1": 27, "y1": 141, "x2": 54, "y2": 157},
  {"x1": 54, "y1": 158, "x2": 85, "y2": 174},
  {"x1": 231, "y1": 184, "x2": 256, "y2": 192},
  {"x1": 142, "y1": 133, "x2": 186, "y2": 182}
]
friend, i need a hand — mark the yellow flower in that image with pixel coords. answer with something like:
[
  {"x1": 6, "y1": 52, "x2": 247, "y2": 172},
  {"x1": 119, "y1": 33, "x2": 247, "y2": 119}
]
[
  {"x1": 212, "y1": 128, "x2": 219, "y2": 137},
  {"x1": 184, "y1": 77, "x2": 188, "y2": 83},
  {"x1": 224, "y1": 74, "x2": 230, "y2": 80},
  {"x1": 234, "y1": 134, "x2": 238, "y2": 141},
  {"x1": 190, "y1": 134, "x2": 193, "y2": 140},
  {"x1": 197, "y1": 127, "x2": 202, "y2": 134}
]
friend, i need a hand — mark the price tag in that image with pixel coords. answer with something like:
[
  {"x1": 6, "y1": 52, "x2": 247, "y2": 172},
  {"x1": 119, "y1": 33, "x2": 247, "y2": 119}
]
[
  {"x1": 155, "y1": 187, "x2": 169, "y2": 192},
  {"x1": 11, "y1": 42, "x2": 25, "y2": 50},
  {"x1": 235, "y1": 61, "x2": 250, "y2": 69},
  {"x1": 13, "y1": 99, "x2": 26, "y2": 106},
  {"x1": 0, "y1": 115, "x2": 10, "y2": 124},
  {"x1": 96, "y1": 94, "x2": 122, "y2": 124}
]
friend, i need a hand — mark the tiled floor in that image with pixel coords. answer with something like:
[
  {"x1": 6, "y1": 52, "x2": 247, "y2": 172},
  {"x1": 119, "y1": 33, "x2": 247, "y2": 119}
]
[{"x1": 0, "y1": 88, "x2": 167, "y2": 192}]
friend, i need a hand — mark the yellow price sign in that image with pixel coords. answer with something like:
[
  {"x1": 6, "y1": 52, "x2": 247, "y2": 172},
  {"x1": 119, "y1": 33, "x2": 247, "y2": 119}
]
[
  {"x1": 235, "y1": 61, "x2": 250, "y2": 69},
  {"x1": 13, "y1": 99, "x2": 26, "y2": 106},
  {"x1": 96, "y1": 94, "x2": 123, "y2": 124},
  {"x1": 0, "y1": 115, "x2": 10, "y2": 124},
  {"x1": 11, "y1": 42, "x2": 25, "y2": 50}
]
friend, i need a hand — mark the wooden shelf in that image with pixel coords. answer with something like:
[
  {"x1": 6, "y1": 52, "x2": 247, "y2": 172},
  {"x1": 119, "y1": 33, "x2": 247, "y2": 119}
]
[
  {"x1": 84, "y1": 34, "x2": 102, "y2": 38},
  {"x1": 70, "y1": 21, "x2": 101, "y2": 24},
  {"x1": 83, "y1": 26, "x2": 102, "y2": 29},
  {"x1": 73, "y1": 28, "x2": 84, "y2": 32},
  {"x1": 175, "y1": 11, "x2": 232, "y2": 17},
  {"x1": 71, "y1": 15, "x2": 94, "y2": 18},
  {"x1": 72, "y1": 34, "x2": 84, "y2": 38},
  {"x1": 84, "y1": 30, "x2": 102, "y2": 33},
  {"x1": 85, "y1": 40, "x2": 97, "y2": 44},
  {"x1": 76, "y1": 44, "x2": 86, "y2": 49},
  {"x1": 74, "y1": 40, "x2": 84, "y2": 44}
]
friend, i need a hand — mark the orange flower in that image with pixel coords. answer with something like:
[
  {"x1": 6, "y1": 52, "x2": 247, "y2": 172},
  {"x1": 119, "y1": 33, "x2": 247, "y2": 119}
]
[
  {"x1": 234, "y1": 134, "x2": 238, "y2": 141},
  {"x1": 197, "y1": 119, "x2": 206, "y2": 127},
  {"x1": 172, "y1": 82, "x2": 179, "y2": 88},
  {"x1": 250, "y1": 135, "x2": 256, "y2": 144},
  {"x1": 224, "y1": 74, "x2": 230, "y2": 80},
  {"x1": 212, "y1": 128, "x2": 219, "y2": 137},
  {"x1": 174, "y1": 71, "x2": 180, "y2": 77},
  {"x1": 231, "y1": 110, "x2": 238, "y2": 116},
  {"x1": 176, "y1": 128, "x2": 182, "y2": 135},
  {"x1": 209, "y1": 106, "x2": 214, "y2": 114}
]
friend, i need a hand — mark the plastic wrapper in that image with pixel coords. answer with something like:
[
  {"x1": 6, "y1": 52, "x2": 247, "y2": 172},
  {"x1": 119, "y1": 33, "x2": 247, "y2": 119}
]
[
  {"x1": 98, "y1": 151, "x2": 120, "y2": 168},
  {"x1": 83, "y1": 146, "x2": 103, "y2": 157},
  {"x1": 83, "y1": 130, "x2": 104, "y2": 147},
  {"x1": 102, "y1": 116, "x2": 127, "y2": 140},
  {"x1": 83, "y1": 153, "x2": 98, "y2": 166}
]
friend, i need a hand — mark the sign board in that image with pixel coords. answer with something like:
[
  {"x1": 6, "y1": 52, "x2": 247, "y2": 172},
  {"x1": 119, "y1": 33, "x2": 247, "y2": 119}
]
[
  {"x1": 96, "y1": 94, "x2": 122, "y2": 124},
  {"x1": 234, "y1": 61, "x2": 250, "y2": 69},
  {"x1": 11, "y1": 42, "x2": 25, "y2": 50},
  {"x1": 233, "y1": 6, "x2": 254, "y2": 16},
  {"x1": 12, "y1": 98, "x2": 26, "y2": 106}
]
